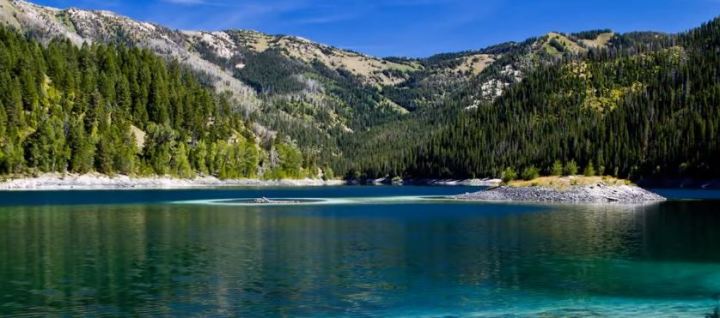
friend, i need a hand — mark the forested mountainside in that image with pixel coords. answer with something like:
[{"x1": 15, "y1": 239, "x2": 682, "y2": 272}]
[
  {"x1": 0, "y1": 0, "x2": 411, "y2": 167},
  {"x1": 0, "y1": 28, "x2": 307, "y2": 179},
  {"x1": 349, "y1": 18, "x2": 720, "y2": 182},
  {"x1": 339, "y1": 31, "x2": 676, "y2": 178},
  {"x1": 0, "y1": 0, "x2": 631, "y2": 170},
  {"x1": 0, "y1": 0, "x2": 717, "y2": 182}
]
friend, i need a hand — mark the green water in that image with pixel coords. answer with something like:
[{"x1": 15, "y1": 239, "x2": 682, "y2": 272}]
[{"x1": 0, "y1": 187, "x2": 718, "y2": 317}]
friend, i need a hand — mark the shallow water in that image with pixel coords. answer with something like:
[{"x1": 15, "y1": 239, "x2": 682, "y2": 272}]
[{"x1": 0, "y1": 186, "x2": 719, "y2": 317}]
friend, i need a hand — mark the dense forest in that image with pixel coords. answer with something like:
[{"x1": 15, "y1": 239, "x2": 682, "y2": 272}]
[
  {"x1": 345, "y1": 18, "x2": 720, "y2": 182},
  {"x1": 2, "y1": 13, "x2": 720, "y2": 182},
  {"x1": 0, "y1": 27, "x2": 308, "y2": 179}
]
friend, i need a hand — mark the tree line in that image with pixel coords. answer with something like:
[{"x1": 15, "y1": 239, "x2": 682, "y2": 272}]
[
  {"x1": 341, "y1": 18, "x2": 720, "y2": 182},
  {"x1": 0, "y1": 27, "x2": 307, "y2": 179}
]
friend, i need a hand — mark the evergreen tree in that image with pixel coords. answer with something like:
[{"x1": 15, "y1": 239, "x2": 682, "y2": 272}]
[
  {"x1": 551, "y1": 161, "x2": 564, "y2": 176},
  {"x1": 25, "y1": 116, "x2": 69, "y2": 172},
  {"x1": 172, "y1": 142, "x2": 194, "y2": 178},
  {"x1": 584, "y1": 162, "x2": 596, "y2": 177},
  {"x1": 0, "y1": 26, "x2": 313, "y2": 179},
  {"x1": 68, "y1": 118, "x2": 95, "y2": 173},
  {"x1": 566, "y1": 161, "x2": 579, "y2": 176}
]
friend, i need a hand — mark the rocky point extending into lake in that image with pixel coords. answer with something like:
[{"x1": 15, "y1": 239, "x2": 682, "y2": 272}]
[{"x1": 452, "y1": 176, "x2": 666, "y2": 204}]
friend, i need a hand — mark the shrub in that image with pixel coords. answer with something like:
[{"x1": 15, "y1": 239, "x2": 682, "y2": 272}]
[
  {"x1": 551, "y1": 161, "x2": 564, "y2": 176},
  {"x1": 322, "y1": 166, "x2": 335, "y2": 181},
  {"x1": 521, "y1": 166, "x2": 540, "y2": 181},
  {"x1": 584, "y1": 162, "x2": 596, "y2": 177},
  {"x1": 565, "y1": 160, "x2": 579, "y2": 175},
  {"x1": 502, "y1": 167, "x2": 517, "y2": 183}
]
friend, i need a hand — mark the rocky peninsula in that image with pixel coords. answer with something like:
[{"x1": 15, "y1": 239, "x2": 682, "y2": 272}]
[{"x1": 452, "y1": 176, "x2": 666, "y2": 204}]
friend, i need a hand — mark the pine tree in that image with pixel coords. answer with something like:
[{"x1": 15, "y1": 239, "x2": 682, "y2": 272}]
[
  {"x1": 68, "y1": 119, "x2": 95, "y2": 174},
  {"x1": 566, "y1": 161, "x2": 579, "y2": 176},
  {"x1": 584, "y1": 162, "x2": 596, "y2": 177},
  {"x1": 190, "y1": 140, "x2": 209, "y2": 175},
  {"x1": 0, "y1": 101, "x2": 6, "y2": 137},
  {"x1": 112, "y1": 124, "x2": 137, "y2": 175},
  {"x1": 25, "y1": 116, "x2": 69, "y2": 172},
  {"x1": 172, "y1": 142, "x2": 194, "y2": 178},
  {"x1": 551, "y1": 161, "x2": 564, "y2": 176}
]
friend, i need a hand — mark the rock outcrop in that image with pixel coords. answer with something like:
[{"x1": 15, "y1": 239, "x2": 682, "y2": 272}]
[{"x1": 453, "y1": 183, "x2": 666, "y2": 204}]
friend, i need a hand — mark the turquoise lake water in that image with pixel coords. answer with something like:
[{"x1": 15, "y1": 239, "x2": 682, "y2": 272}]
[{"x1": 0, "y1": 186, "x2": 719, "y2": 317}]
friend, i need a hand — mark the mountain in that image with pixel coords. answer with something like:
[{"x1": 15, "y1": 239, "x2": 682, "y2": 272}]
[
  {"x1": 1, "y1": 0, "x2": 712, "y2": 183},
  {"x1": 0, "y1": 0, "x2": 412, "y2": 168},
  {"x1": 350, "y1": 18, "x2": 720, "y2": 182},
  {"x1": 0, "y1": 25, "x2": 315, "y2": 178},
  {"x1": 0, "y1": 0, "x2": 623, "y2": 132},
  {"x1": 0, "y1": 1, "x2": 411, "y2": 110},
  {"x1": 335, "y1": 29, "x2": 678, "y2": 177},
  {"x1": 0, "y1": 0, "x2": 258, "y2": 108}
]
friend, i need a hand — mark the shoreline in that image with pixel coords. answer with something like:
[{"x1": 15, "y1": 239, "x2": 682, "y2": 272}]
[
  {"x1": 0, "y1": 173, "x2": 500, "y2": 191},
  {"x1": 0, "y1": 174, "x2": 710, "y2": 193},
  {"x1": 355, "y1": 177, "x2": 502, "y2": 187},
  {"x1": 0, "y1": 173, "x2": 346, "y2": 191}
]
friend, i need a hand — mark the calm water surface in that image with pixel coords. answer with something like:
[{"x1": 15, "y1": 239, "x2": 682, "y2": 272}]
[{"x1": 0, "y1": 186, "x2": 719, "y2": 317}]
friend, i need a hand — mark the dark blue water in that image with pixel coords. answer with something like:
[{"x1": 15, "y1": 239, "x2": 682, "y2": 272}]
[
  {"x1": 654, "y1": 188, "x2": 720, "y2": 200},
  {"x1": 0, "y1": 186, "x2": 719, "y2": 317}
]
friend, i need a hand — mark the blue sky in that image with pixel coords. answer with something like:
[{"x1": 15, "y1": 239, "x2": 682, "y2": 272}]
[{"x1": 32, "y1": 0, "x2": 720, "y2": 57}]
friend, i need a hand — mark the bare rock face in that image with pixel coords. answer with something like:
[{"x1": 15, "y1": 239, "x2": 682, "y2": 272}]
[{"x1": 454, "y1": 184, "x2": 666, "y2": 204}]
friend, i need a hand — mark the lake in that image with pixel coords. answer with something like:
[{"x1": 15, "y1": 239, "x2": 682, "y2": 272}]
[{"x1": 0, "y1": 186, "x2": 719, "y2": 317}]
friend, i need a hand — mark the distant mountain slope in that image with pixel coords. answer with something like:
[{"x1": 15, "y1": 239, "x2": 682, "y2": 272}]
[
  {"x1": 349, "y1": 17, "x2": 719, "y2": 181},
  {"x1": 380, "y1": 29, "x2": 634, "y2": 112},
  {"x1": 202, "y1": 30, "x2": 421, "y2": 86}
]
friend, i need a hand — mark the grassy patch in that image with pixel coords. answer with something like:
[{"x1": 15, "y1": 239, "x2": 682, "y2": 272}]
[{"x1": 508, "y1": 176, "x2": 632, "y2": 189}]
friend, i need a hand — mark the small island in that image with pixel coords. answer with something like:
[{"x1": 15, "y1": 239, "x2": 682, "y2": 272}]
[{"x1": 453, "y1": 176, "x2": 666, "y2": 204}]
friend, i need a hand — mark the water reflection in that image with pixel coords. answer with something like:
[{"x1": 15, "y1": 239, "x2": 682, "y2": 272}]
[{"x1": 0, "y1": 200, "x2": 718, "y2": 316}]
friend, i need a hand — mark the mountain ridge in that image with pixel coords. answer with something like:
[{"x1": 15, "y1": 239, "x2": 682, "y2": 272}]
[
  {"x1": 0, "y1": 0, "x2": 632, "y2": 145},
  {"x1": 2, "y1": 0, "x2": 704, "y2": 183},
  {"x1": 0, "y1": 0, "x2": 628, "y2": 98}
]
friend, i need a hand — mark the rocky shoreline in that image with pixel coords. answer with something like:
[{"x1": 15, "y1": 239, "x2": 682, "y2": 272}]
[
  {"x1": 359, "y1": 177, "x2": 502, "y2": 187},
  {"x1": 0, "y1": 173, "x2": 346, "y2": 190},
  {"x1": 453, "y1": 183, "x2": 666, "y2": 204},
  {"x1": 0, "y1": 173, "x2": 505, "y2": 191}
]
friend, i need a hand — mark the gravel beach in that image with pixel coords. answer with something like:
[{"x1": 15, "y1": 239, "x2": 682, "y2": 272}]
[{"x1": 453, "y1": 183, "x2": 666, "y2": 204}]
